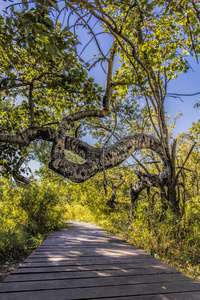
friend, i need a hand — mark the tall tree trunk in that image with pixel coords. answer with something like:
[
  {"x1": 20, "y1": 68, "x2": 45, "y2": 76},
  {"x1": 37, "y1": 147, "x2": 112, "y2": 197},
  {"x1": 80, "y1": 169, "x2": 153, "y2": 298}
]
[{"x1": 167, "y1": 183, "x2": 179, "y2": 214}]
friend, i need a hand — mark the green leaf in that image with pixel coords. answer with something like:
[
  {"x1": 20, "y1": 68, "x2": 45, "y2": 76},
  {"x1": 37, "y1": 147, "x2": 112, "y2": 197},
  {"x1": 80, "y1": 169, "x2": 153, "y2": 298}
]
[
  {"x1": 24, "y1": 12, "x2": 35, "y2": 22},
  {"x1": 38, "y1": 35, "x2": 48, "y2": 42},
  {"x1": 44, "y1": 18, "x2": 54, "y2": 29},
  {"x1": 46, "y1": 44, "x2": 57, "y2": 55},
  {"x1": 26, "y1": 37, "x2": 34, "y2": 48},
  {"x1": 62, "y1": 26, "x2": 70, "y2": 33},
  {"x1": 49, "y1": 0, "x2": 59, "y2": 12},
  {"x1": 56, "y1": 21, "x2": 61, "y2": 27}
]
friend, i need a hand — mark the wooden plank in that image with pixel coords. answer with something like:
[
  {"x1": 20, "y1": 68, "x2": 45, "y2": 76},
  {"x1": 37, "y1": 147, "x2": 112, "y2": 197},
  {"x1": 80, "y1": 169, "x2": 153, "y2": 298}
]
[
  {"x1": 29, "y1": 253, "x2": 149, "y2": 258},
  {"x1": 30, "y1": 248, "x2": 149, "y2": 256},
  {"x1": 22, "y1": 259, "x2": 154, "y2": 265},
  {"x1": 4, "y1": 267, "x2": 179, "y2": 282},
  {"x1": 38, "y1": 244, "x2": 134, "y2": 248},
  {"x1": 0, "y1": 273, "x2": 192, "y2": 292},
  {"x1": 1, "y1": 281, "x2": 200, "y2": 300},
  {"x1": 37, "y1": 243, "x2": 133, "y2": 246},
  {"x1": 41, "y1": 238, "x2": 133, "y2": 245},
  {"x1": 101, "y1": 292, "x2": 200, "y2": 300},
  {"x1": 34, "y1": 247, "x2": 135, "y2": 252},
  {"x1": 11, "y1": 261, "x2": 176, "y2": 274},
  {"x1": 31, "y1": 250, "x2": 149, "y2": 258},
  {"x1": 40, "y1": 242, "x2": 134, "y2": 247},
  {"x1": 24, "y1": 254, "x2": 150, "y2": 263},
  {"x1": 20, "y1": 258, "x2": 155, "y2": 268},
  {"x1": 33, "y1": 248, "x2": 139, "y2": 254},
  {"x1": 25, "y1": 255, "x2": 150, "y2": 262}
]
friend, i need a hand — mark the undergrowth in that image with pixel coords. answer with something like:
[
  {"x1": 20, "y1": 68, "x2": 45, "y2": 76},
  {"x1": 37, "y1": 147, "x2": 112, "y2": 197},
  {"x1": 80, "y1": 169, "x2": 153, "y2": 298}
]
[
  {"x1": 66, "y1": 195, "x2": 200, "y2": 281},
  {"x1": 1, "y1": 176, "x2": 199, "y2": 282},
  {"x1": 0, "y1": 178, "x2": 65, "y2": 262}
]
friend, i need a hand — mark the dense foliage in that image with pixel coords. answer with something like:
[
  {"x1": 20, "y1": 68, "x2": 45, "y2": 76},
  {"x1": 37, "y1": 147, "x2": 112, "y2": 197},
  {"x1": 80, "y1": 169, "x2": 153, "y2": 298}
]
[
  {"x1": 1, "y1": 0, "x2": 199, "y2": 212},
  {"x1": 0, "y1": 178, "x2": 65, "y2": 262}
]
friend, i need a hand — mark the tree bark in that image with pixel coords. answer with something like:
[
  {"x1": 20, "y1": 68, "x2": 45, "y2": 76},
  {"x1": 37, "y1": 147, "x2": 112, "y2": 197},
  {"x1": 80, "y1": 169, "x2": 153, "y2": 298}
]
[
  {"x1": 0, "y1": 124, "x2": 168, "y2": 183},
  {"x1": 50, "y1": 132, "x2": 167, "y2": 182},
  {"x1": 106, "y1": 178, "x2": 124, "y2": 209}
]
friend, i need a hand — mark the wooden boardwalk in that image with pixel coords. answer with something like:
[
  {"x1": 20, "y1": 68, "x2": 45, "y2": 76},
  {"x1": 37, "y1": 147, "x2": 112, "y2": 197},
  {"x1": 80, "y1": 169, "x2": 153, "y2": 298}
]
[{"x1": 1, "y1": 221, "x2": 200, "y2": 299}]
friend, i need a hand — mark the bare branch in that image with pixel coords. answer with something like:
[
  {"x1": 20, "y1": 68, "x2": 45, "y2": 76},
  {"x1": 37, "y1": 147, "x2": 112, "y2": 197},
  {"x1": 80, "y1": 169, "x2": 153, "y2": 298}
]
[
  {"x1": 75, "y1": 124, "x2": 81, "y2": 138},
  {"x1": 131, "y1": 154, "x2": 152, "y2": 178},
  {"x1": 13, "y1": 173, "x2": 33, "y2": 186},
  {"x1": 175, "y1": 143, "x2": 196, "y2": 183},
  {"x1": 88, "y1": 57, "x2": 105, "y2": 70},
  {"x1": 69, "y1": 6, "x2": 108, "y2": 60},
  {"x1": 28, "y1": 81, "x2": 35, "y2": 126},
  {"x1": 0, "y1": 127, "x2": 56, "y2": 146},
  {"x1": 144, "y1": 160, "x2": 161, "y2": 164},
  {"x1": 0, "y1": 82, "x2": 30, "y2": 92},
  {"x1": 103, "y1": 42, "x2": 117, "y2": 111},
  {"x1": 16, "y1": 157, "x2": 26, "y2": 169},
  {"x1": 13, "y1": 157, "x2": 33, "y2": 185},
  {"x1": 106, "y1": 177, "x2": 125, "y2": 208},
  {"x1": 129, "y1": 177, "x2": 154, "y2": 204},
  {"x1": 167, "y1": 92, "x2": 200, "y2": 97},
  {"x1": 145, "y1": 97, "x2": 160, "y2": 138}
]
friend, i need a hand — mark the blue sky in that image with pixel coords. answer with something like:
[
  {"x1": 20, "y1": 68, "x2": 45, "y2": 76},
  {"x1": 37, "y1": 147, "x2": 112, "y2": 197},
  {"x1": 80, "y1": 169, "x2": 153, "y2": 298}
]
[{"x1": 165, "y1": 59, "x2": 200, "y2": 135}]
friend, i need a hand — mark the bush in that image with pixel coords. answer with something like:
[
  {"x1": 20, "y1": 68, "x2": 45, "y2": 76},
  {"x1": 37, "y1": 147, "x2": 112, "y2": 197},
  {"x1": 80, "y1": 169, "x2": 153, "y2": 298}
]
[
  {"x1": 20, "y1": 181, "x2": 65, "y2": 234},
  {"x1": 0, "y1": 178, "x2": 66, "y2": 262},
  {"x1": 65, "y1": 184, "x2": 200, "y2": 281}
]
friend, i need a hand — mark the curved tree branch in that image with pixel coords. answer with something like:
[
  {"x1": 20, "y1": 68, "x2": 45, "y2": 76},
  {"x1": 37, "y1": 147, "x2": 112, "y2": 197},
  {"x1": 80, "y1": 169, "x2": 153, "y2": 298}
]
[
  {"x1": 50, "y1": 130, "x2": 167, "y2": 182},
  {"x1": 0, "y1": 127, "x2": 56, "y2": 146},
  {"x1": 1, "y1": 117, "x2": 168, "y2": 184},
  {"x1": 129, "y1": 177, "x2": 154, "y2": 204},
  {"x1": 12, "y1": 157, "x2": 33, "y2": 185}
]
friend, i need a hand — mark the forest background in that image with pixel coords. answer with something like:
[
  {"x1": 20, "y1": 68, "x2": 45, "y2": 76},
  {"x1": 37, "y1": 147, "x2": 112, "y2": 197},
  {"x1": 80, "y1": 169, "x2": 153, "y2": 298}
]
[{"x1": 0, "y1": 0, "x2": 200, "y2": 281}]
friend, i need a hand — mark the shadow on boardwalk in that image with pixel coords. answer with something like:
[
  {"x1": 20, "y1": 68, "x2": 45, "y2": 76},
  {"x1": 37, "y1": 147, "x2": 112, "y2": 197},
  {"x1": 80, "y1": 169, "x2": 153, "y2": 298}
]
[{"x1": 0, "y1": 221, "x2": 200, "y2": 299}]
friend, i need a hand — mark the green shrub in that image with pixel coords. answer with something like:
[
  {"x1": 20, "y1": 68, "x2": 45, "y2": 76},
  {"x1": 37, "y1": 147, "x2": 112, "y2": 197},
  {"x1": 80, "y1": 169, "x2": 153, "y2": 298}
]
[
  {"x1": 20, "y1": 181, "x2": 66, "y2": 234},
  {"x1": 66, "y1": 187, "x2": 200, "y2": 281},
  {"x1": 0, "y1": 230, "x2": 27, "y2": 261},
  {"x1": 0, "y1": 178, "x2": 66, "y2": 262}
]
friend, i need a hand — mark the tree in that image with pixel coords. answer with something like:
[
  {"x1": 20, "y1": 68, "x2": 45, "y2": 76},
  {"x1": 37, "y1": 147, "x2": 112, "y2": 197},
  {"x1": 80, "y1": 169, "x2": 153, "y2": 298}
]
[
  {"x1": 0, "y1": 4, "x2": 103, "y2": 182},
  {"x1": 0, "y1": 0, "x2": 199, "y2": 214}
]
